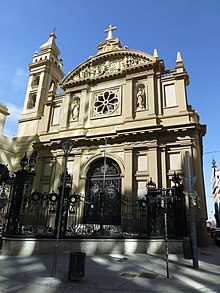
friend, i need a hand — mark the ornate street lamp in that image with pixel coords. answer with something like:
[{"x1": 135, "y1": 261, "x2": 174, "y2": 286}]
[
  {"x1": 52, "y1": 139, "x2": 76, "y2": 277},
  {"x1": 28, "y1": 151, "x2": 37, "y2": 171},
  {"x1": 145, "y1": 177, "x2": 156, "y2": 195},
  {"x1": 20, "y1": 153, "x2": 29, "y2": 170},
  {"x1": 172, "y1": 172, "x2": 181, "y2": 187}
]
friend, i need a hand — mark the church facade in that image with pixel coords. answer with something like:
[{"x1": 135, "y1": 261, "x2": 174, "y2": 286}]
[{"x1": 0, "y1": 26, "x2": 207, "y2": 251}]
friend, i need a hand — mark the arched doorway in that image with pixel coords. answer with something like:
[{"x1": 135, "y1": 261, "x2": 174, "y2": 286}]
[{"x1": 84, "y1": 157, "x2": 122, "y2": 225}]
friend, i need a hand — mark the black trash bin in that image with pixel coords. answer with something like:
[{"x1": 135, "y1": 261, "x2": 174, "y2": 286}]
[
  {"x1": 183, "y1": 237, "x2": 192, "y2": 259},
  {"x1": 68, "y1": 252, "x2": 86, "y2": 280}
]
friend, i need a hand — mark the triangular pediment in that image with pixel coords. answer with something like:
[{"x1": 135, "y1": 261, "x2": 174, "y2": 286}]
[{"x1": 62, "y1": 50, "x2": 156, "y2": 88}]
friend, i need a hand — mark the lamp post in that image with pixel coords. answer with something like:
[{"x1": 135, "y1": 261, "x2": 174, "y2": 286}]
[
  {"x1": 185, "y1": 151, "x2": 198, "y2": 269},
  {"x1": 52, "y1": 139, "x2": 75, "y2": 278}
]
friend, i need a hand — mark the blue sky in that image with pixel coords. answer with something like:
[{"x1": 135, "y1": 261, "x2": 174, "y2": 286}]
[{"x1": 0, "y1": 0, "x2": 219, "y2": 220}]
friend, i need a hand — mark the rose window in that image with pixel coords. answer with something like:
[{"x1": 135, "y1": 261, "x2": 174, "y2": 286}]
[{"x1": 94, "y1": 90, "x2": 119, "y2": 115}]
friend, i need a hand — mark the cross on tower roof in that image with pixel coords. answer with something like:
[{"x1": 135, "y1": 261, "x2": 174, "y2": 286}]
[{"x1": 104, "y1": 25, "x2": 116, "y2": 40}]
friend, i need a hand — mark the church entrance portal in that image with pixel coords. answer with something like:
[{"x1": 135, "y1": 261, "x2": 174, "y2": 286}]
[{"x1": 84, "y1": 158, "x2": 122, "y2": 225}]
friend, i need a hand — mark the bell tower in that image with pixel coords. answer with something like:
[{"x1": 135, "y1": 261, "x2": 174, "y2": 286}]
[{"x1": 17, "y1": 31, "x2": 64, "y2": 137}]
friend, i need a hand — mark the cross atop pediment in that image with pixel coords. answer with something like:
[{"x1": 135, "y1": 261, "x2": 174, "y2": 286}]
[{"x1": 104, "y1": 25, "x2": 116, "y2": 40}]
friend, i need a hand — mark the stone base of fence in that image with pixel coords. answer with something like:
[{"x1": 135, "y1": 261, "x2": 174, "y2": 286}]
[{"x1": 1, "y1": 237, "x2": 184, "y2": 256}]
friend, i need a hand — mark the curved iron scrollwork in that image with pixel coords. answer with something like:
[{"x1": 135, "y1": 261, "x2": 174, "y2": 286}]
[
  {"x1": 0, "y1": 164, "x2": 10, "y2": 184},
  {"x1": 0, "y1": 164, "x2": 14, "y2": 185},
  {"x1": 0, "y1": 164, "x2": 16, "y2": 236}
]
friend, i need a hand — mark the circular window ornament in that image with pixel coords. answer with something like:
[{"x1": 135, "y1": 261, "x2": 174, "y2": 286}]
[{"x1": 94, "y1": 90, "x2": 119, "y2": 116}]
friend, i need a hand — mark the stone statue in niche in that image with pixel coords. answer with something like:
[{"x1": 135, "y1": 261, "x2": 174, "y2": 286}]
[
  {"x1": 72, "y1": 97, "x2": 80, "y2": 120},
  {"x1": 136, "y1": 84, "x2": 146, "y2": 111}
]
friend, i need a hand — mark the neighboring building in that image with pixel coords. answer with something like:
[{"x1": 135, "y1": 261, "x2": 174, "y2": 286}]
[
  {"x1": 1, "y1": 26, "x2": 208, "y2": 249},
  {"x1": 211, "y1": 159, "x2": 220, "y2": 227},
  {"x1": 0, "y1": 103, "x2": 14, "y2": 170}
]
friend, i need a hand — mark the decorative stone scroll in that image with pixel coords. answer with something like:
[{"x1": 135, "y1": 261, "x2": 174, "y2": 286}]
[{"x1": 73, "y1": 56, "x2": 147, "y2": 81}]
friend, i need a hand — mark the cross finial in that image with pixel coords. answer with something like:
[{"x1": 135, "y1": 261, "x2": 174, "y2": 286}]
[
  {"x1": 53, "y1": 27, "x2": 56, "y2": 34},
  {"x1": 104, "y1": 24, "x2": 116, "y2": 40}
]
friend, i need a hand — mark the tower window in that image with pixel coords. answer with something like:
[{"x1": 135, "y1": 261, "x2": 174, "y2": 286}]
[
  {"x1": 32, "y1": 75, "x2": 40, "y2": 87},
  {"x1": 27, "y1": 94, "x2": 37, "y2": 109}
]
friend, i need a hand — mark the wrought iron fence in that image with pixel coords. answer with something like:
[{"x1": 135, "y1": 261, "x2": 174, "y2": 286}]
[{"x1": 2, "y1": 184, "x2": 187, "y2": 239}]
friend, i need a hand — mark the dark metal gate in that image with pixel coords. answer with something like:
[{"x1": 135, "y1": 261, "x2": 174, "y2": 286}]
[{"x1": 84, "y1": 158, "x2": 121, "y2": 226}]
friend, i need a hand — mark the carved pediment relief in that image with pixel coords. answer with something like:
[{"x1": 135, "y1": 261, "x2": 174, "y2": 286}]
[{"x1": 62, "y1": 50, "x2": 156, "y2": 88}]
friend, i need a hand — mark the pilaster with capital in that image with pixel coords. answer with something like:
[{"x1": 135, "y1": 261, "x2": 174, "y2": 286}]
[
  {"x1": 79, "y1": 89, "x2": 88, "y2": 127},
  {"x1": 72, "y1": 151, "x2": 82, "y2": 193},
  {"x1": 147, "y1": 143, "x2": 159, "y2": 186},
  {"x1": 147, "y1": 75, "x2": 156, "y2": 116},
  {"x1": 38, "y1": 103, "x2": 51, "y2": 133},
  {"x1": 124, "y1": 146, "x2": 134, "y2": 198},
  {"x1": 175, "y1": 77, "x2": 188, "y2": 113},
  {"x1": 124, "y1": 80, "x2": 133, "y2": 121},
  {"x1": 156, "y1": 73, "x2": 162, "y2": 116},
  {"x1": 60, "y1": 93, "x2": 71, "y2": 130}
]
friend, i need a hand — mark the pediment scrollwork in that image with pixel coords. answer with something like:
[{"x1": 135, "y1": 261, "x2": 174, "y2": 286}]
[{"x1": 63, "y1": 53, "x2": 155, "y2": 86}]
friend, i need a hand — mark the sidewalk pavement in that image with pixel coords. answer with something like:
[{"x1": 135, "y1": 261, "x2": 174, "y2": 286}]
[{"x1": 0, "y1": 239, "x2": 219, "y2": 293}]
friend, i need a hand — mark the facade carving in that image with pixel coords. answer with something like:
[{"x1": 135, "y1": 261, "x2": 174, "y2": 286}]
[
  {"x1": 136, "y1": 83, "x2": 146, "y2": 111},
  {"x1": 63, "y1": 54, "x2": 153, "y2": 86},
  {"x1": 71, "y1": 97, "x2": 80, "y2": 120}
]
